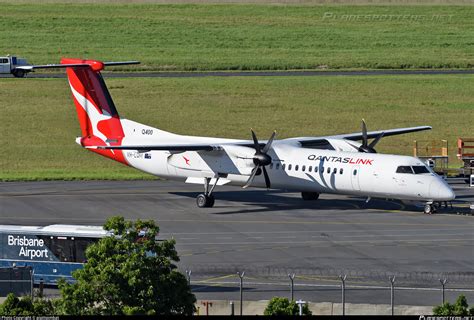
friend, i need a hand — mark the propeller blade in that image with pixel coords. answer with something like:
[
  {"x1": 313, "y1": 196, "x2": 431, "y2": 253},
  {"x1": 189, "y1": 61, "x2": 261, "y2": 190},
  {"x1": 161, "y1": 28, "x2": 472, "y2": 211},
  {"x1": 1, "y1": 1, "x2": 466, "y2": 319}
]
[
  {"x1": 262, "y1": 131, "x2": 276, "y2": 154},
  {"x1": 262, "y1": 166, "x2": 271, "y2": 189},
  {"x1": 361, "y1": 119, "x2": 368, "y2": 147},
  {"x1": 242, "y1": 166, "x2": 259, "y2": 189},
  {"x1": 250, "y1": 129, "x2": 261, "y2": 154},
  {"x1": 369, "y1": 131, "x2": 385, "y2": 149}
]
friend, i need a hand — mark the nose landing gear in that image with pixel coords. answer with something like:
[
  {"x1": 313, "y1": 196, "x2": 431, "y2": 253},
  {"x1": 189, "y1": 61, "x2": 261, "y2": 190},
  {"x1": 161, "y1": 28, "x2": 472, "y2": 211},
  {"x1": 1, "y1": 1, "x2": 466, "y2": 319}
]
[
  {"x1": 424, "y1": 203, "x2": 435, "y2": 214},
  {"x1": 424, "y1": 201, "x2": 452, "y2": 214}
]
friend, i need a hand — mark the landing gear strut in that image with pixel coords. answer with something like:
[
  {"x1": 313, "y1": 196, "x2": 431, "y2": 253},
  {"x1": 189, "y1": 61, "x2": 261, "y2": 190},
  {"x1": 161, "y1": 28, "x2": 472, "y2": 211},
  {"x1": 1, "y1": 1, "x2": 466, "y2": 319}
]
[
  {"x1": 301, "y1": 192, "x2": 320, "y2": 201},
  {"x1": 196, "y1": 177, "x2": 219, "y2": 208}
]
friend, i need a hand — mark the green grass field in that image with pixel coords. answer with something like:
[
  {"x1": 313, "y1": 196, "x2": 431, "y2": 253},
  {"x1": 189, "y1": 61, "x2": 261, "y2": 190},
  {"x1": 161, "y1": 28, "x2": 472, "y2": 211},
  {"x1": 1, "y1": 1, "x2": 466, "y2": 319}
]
[
  {"x1": 1, "y1": 75, "x2": 472, "y2": 180},
  {"x1": 1, "y1": 3, "x2": 473, "y2": 71}
]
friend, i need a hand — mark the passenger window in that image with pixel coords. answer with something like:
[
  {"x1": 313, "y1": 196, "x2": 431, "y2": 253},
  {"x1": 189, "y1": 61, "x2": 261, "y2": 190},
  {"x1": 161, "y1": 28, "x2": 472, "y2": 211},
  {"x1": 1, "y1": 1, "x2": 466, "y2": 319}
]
[
  {"x1": 276, "y1": 163, "x2": 280, "y2": 170},
  {"x1": 340, "y1": 168, "x2": 343, "y2": 174},
  {"x1": 295, "y1": 165, "x2": 299, "y2": 171},
  {"x1": 302, "y1": 165, "x2": 306, "y2": 172},
  {"x1": 327, "y1": 167, "x2": 331, "y2": 174},
  {"x1": 288, "y1": 164, "x2": 292, "y2": 171},
  {"x1": 270, "y1": 163, "x2": 274, "y2": 169},
  {"x1": 308, "y1": 166, "x2": 312, "y2": 172},
  {"x1": 333, "y1": 168, "x2": 337, "y2": 174},
  {"x1": 317, "y1": 167, "x2": 321, "y2": 173},
  {"x1": 353, "y1": 169, "x2": 357, "y2": 176},
  {"x1": 396, "y1": 166, "x2": 413, "y2": 174},
  {"x1": 282, "y1": 164, "x2": 286, "y2": 170}
]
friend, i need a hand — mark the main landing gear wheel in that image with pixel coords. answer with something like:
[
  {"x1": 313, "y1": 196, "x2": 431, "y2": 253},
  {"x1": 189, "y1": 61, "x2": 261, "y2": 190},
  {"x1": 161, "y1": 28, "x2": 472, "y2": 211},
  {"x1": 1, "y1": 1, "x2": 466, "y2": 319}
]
[
  {"x1": 301, "y1": 192, "x2": 320, "y2": 201},
  {"x1": 196, "y1": 194, "x2": 215, "y2": 208},
  {"x1": 196, "y1": 177, "x2": 219, "y2": 208}
]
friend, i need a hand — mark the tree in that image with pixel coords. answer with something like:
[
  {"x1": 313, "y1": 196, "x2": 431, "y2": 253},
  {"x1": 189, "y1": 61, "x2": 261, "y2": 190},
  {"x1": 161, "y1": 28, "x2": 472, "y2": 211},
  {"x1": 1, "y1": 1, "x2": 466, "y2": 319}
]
[
  {"x1": 0, "y1": 293, "x2": 56, "y2": 316},
  {"x1": 56, "y1": 216, "x2": 196, "y2": 315},
  {"x1": 264, "y1": 297, "x2": 312, "y2": 316},
  {"x1": 433, "y1": 295, "x2": 474, "y2": 316}
]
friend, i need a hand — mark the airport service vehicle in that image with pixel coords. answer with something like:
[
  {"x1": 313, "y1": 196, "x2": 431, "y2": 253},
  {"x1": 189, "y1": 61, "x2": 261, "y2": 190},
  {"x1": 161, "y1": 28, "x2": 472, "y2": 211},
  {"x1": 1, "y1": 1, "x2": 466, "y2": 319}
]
[
  {"x1": 20, "y1": 59, "x2": 455, "y2": 214},
  {"x1": 457, "y1": 138, "x2": 474, "y2": 183},
  {"x1": 0, "y1": 224, "x2": 108, "y2": 284},
  {"x1": 0, "y1": 56, "x2": 31, "y2": 77}
]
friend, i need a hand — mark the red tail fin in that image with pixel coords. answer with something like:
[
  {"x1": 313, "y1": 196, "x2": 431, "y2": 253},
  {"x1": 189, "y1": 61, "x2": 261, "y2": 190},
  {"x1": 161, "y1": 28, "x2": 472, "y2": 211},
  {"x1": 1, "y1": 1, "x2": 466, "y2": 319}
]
[{"x1": 62, "y1": 58, "x2": 127, "y2": 165}]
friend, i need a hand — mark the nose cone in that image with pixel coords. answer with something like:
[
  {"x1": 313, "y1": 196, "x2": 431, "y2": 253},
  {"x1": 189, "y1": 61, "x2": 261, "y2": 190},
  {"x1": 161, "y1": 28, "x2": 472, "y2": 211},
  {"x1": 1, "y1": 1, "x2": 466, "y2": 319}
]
[{"x1": 439, "y1": 184, "x2": 456, "y2": 201}]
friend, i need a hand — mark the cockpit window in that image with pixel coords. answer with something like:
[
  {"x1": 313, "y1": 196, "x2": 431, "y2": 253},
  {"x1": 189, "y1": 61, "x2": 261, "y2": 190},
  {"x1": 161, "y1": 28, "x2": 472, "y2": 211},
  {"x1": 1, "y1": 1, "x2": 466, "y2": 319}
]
[
  {"x1": 396, "y1": 166, "x2": 414, "y2": 174},
  {"x1": 412, "y1": 166, "x2": 430, "y2": 174}
]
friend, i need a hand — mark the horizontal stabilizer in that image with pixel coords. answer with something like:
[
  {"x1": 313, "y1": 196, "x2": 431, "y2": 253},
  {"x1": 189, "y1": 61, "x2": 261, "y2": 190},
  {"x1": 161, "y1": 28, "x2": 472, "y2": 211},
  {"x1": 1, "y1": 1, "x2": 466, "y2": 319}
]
[{"x1": 17, "y1": 61, "x2": 140, "y2": 71}]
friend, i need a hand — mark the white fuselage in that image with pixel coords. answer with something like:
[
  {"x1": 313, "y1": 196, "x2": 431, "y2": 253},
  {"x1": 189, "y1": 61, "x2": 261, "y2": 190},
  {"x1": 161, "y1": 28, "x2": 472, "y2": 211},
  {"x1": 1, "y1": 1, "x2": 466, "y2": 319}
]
[{"x1": 110, "y1": 119, "x2": 455, "y2": 203}]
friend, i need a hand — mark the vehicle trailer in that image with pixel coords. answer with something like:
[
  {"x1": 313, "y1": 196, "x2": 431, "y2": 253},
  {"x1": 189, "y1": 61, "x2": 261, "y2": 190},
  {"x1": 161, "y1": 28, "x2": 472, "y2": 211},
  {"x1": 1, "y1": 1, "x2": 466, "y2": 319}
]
[
  {"x1": 457, "y1": 138, "x2": 474, "y2": 183},
  {"x1": 0, "y1": 55, "x2": 31, "y2": 77}
]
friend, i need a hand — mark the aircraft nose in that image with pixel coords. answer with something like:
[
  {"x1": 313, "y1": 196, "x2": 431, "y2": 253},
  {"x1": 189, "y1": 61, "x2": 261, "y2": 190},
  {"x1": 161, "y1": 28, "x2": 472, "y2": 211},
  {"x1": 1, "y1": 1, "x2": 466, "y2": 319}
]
[{"x1": 439, "y1": 184, "x2": 456, "y2": 201}]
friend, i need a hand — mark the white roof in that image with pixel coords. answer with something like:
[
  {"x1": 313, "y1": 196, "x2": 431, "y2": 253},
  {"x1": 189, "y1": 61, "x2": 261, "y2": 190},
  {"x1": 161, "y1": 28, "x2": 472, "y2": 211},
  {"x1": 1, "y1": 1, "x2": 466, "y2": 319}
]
[{"x1": 0, "y1": 224, "x2": 109, "y2": 238}]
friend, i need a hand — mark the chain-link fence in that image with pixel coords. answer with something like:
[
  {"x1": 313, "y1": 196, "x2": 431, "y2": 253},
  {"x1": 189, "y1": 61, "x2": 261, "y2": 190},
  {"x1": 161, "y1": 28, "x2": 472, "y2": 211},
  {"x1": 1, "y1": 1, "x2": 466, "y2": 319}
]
[
  {"x1": 0, "y1": 266, "x2": 33, "y2": 298},
  {"x1": 181, "y1": 265, "x2": 474, "y2": 314}
]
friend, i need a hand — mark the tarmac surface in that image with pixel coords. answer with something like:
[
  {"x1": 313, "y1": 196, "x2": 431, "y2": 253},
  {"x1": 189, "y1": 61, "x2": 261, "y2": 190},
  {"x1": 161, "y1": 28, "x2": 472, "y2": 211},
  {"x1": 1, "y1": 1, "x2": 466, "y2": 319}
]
[
  {"x1": 0, "y1": 179, "x2": 473, "y2": 306},
  {"x1": 1, "y1": 69, "x2": 474, "y2": 79}
]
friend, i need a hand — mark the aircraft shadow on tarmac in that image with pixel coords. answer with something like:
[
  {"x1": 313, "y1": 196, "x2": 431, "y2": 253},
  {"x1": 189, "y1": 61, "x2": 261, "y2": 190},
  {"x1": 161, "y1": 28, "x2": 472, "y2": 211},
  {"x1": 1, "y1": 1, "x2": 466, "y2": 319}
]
[
  {"x1": 170, "y1": 190, "x2": 421, "y2": 215},
  {"x1": 192, "y1": 284, "x2": 241, "y2": 293}
]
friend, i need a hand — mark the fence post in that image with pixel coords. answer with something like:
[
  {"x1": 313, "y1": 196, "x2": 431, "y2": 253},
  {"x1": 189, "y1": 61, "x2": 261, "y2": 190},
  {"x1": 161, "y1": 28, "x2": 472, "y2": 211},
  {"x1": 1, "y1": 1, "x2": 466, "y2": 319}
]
[
  {"x1": 30, "y1": 269, "x2": 34, "y2": 299},
  {"x1": 439, "y1": 278, "x2": 448, "y2": 304},
  {"x1": 339, "y1": 274, "x2": 347, "y2": 315},
  {"x1": 230, "y1": 301, "x2": 235, "y2": 316},
  {"x1": 185, "y1": 269, "x2": 192, "y2": 287},
  {"x1": 237, "y1": 271, "x2": 245, "y2": 316},
  {"x1": 39, "y1": 279, "x2": 44, "y2": 298},
  {"x1": 288, "y1": 273, "x2": 295, "y2": 301},
  {"x1": 389, "y1": 276, "x2": 396, "y2": 316}
]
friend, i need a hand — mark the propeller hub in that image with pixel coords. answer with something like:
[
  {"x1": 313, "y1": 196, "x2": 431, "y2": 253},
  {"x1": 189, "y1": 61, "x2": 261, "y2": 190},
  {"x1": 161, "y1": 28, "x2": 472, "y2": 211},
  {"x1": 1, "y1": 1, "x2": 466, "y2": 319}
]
[
  {"x1": 253, "y1": 153, "x2": 272, "y2": 166},
  {"x1": 358, "y1": 146, "x2": 377, "y2": 154}
]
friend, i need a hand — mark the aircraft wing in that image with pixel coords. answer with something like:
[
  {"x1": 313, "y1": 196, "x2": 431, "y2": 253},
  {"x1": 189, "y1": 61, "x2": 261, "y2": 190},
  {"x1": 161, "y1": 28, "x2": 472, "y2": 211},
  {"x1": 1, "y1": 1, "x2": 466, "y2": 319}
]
[
  {"x1": 91, "y1": 126, "x2": 431, "y2": 151},
  {"x1": 287, "y1": 125, "x2": 432, "y2": 146},
  {"x1": 92, "y1": 141, "x2": 262, "y2": 152}
]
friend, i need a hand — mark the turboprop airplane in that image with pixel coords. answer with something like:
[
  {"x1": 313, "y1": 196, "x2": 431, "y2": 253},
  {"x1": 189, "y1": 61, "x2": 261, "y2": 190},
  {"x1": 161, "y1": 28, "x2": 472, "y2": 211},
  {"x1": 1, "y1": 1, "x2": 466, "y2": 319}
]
[{"x1": 20, "y1": 59, "x2": 455, "y2": 214}]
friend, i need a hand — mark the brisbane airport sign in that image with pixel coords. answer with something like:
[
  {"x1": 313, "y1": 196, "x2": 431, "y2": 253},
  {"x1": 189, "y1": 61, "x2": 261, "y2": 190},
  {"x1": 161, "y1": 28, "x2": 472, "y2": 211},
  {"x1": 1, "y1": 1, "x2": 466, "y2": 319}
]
[{"x1": 6, "y1": 234, "x2": 49, "y2": 260}]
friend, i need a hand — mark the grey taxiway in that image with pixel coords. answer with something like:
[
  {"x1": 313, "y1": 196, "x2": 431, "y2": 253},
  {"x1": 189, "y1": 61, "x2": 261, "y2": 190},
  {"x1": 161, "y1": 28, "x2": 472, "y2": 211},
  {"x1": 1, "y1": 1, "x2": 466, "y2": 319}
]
[{"x1": 0, "y1": 179, "x2": 473, "y2": 306}]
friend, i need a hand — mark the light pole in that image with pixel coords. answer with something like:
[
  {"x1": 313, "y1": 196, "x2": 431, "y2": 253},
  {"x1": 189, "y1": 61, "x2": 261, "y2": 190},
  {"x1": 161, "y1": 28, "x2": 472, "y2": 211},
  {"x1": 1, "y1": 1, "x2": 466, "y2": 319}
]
[
  {"x1": 237, "y1": 271, "x2": 245, "y2": 316},
  {"x1": 389, "y1": 276, "x2": 396, "y2": 316},
  {"x1": 288, "y1": 273, "x2": 295, "y2": 301},
  {"x1": 439, "y1": 278, "x2": 448, "y2": 304},
  {"x1": 339, "y1": 274, "x2": 347, "y2": 316}
]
